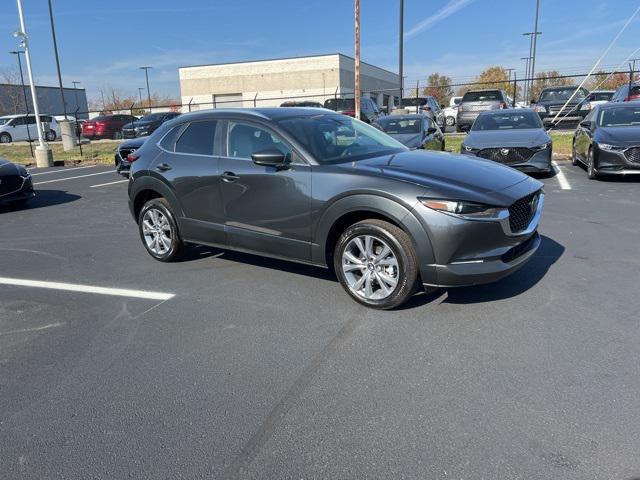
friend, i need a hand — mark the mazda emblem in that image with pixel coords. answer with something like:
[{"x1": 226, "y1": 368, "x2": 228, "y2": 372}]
[{"x1": 500, "y1": 148, "x2": 509, "y2": 156}]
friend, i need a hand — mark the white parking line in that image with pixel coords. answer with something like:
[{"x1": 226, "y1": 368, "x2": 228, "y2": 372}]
[
  {"x1": 30, "y1": 165, "x2": 97, "y2": 176},
  {"x1": 552, "y1": 162, "x2": 572, "y2": 190},
  {"x1": 0, "y1": 276, "x2": 175, "y2": 301},
  {"x1": 90, "y1": 179, "x2": 129, "y2": 188},
  {"x1": 34, "y1": 170, "x2": 114, "y2": 185}
]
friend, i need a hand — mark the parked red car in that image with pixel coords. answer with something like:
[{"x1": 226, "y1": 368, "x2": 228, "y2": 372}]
[{"x1": 81, "y1": 114, "x2": 137, "y2": 140}]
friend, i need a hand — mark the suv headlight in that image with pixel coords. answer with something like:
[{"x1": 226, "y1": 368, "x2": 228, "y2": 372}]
[
  {"x1": 17, "y1": 166, "x2": 31, "y2": 178},
  {"x1": 598, "y1": 143, "x2": 623, "y2": 151},
  {"x1": 419, "y1": 198, "x2": 506, "y2": 219},
  {"x1": 461, "y1": 144, "x2": 478, "y2": 154},
  {"x1": 533, "y1": 142, "x2": 551, "y2": 151},
  {"x1": 534, "y1": 105, "x2": 546, "y2": 113}
]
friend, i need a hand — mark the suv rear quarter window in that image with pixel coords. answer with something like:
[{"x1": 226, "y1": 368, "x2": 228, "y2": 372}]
[{"x1": 174, "y1": 121, "x2": 217, "y2": 156}]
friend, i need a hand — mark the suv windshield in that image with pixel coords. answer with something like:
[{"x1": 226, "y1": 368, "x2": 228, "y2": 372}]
[
  {"x1": 599, "y1": 106, "x2": 640, "y2": 127},
  {"x1": 324, "y1": 98, "x2": 355, "y2": 111},
  {"x1": 539, "y1": 88, "x2": 586, "y2": 102},
  {"x1": 376, "y1": 117, "x2": 422, "y2": 134},
  {"x1": 472, "y1": 111, "x2": 543, "y2": 131},
  {"x1": 278, "y1": 114, "x2": 406, "y2": 164},
  {"x1": 462, "y1": 91, "x2": 501, "y2": 102}
]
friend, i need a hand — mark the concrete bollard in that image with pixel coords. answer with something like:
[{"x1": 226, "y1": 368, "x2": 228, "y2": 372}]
[
  {"x1": 35, "y1": 145, "x2": 54, "y2": 167},
  {"x1": 59, "y1": 120, "x2": 77, "y2": 151}
]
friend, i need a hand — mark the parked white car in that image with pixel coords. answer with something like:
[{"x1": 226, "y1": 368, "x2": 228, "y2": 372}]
[
  {"x1": 0, "y1": 114, "x2": 59, "y2": 143},
  {"x1": 442, "y1": 96, "x2": 462, "y2": 127}
]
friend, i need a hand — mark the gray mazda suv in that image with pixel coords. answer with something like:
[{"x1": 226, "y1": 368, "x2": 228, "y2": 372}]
[{"x1": 128, "y1": 108, "x2": 544, "y2": 309}]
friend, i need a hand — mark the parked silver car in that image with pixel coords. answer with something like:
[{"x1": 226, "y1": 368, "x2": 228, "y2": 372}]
[{"x1": 456, "y1": 89, "x2": 510, "y2": 132}]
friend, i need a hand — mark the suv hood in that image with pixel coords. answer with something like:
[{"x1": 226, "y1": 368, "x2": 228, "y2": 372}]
[
  {"x1": 596, "y1": 126, "x2": 640, "y2": 146},
  {"x1": 347, "y1": 150, "x2": 532, "y2": 195},
  {"x1": 0, "y1": 158, "x2": 19, "y2": 176},
  {"x1": 465, "y1": 128, "x2": 550, "y2": 148}
]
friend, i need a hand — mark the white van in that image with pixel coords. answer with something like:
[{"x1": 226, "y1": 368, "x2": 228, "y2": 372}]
[{"x1": 0, "y1": 114, "x2": 59, "y2": 143}]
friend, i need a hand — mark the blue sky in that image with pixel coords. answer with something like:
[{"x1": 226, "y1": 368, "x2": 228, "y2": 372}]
[{"x1": 1, "y1": 0, "x2": 639, "y2": 101}]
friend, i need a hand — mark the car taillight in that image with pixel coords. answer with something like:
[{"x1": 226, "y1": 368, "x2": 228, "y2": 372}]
[
  {"x1": 499, "y1": 101, "x2": 507, "y2": 109},
  {"x1": 625, "y1": 93, "x2": 640, "y2": 101},
  {"x1": 127, "y1": 153, "x2": 139, "y2": 162},
  {"x1": 340, "y1": 109, "x2": 356, "y2": 117}
]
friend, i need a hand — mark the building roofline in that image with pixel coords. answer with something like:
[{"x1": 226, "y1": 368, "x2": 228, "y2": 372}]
[
  {"x1": 0, "y1": 83, "x2": 86, "y2": 91},
  {"x1": 179, "y1": 53, "x2": 398, "y2": 77}
]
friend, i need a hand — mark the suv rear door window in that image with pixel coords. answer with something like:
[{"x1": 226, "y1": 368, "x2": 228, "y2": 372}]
[
  {"x1": 175, "y1": 121, "x2": 217, "y2": 155},
  {"x1": 462, "y1": 91, "x2": 501, "y2": 102}
]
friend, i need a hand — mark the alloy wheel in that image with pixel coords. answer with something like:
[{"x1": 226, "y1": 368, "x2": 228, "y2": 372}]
[
  {"x1": 445, "y1": 116, "x2": 455, "y2": 126},
  {"x1": 142, "y1": 208, "x2": 173, "y2": 255},
  {"x1": 341, "y1": 234, "x2": 399, "y2": 300}
]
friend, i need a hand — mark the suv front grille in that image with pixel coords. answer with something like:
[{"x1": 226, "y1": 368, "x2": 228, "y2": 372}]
[
  {"x1": 478, "y1": 147, "x2": 535, "y2": 165},
  {"x1": 508, "y1": 191, "x2": 540, "y2": 233},
  {"x1": 624, "y1": 147, "x2": 640, "y2": 163}
]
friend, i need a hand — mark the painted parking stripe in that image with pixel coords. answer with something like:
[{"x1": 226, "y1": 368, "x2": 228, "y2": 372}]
[
  {"x1": 30, "y1": 165, "x2": 97, "y2": 176},
  {"x1": 34, "y1": 170, "x2": 114, "y2": 185},
  {"x1": 0, "y1": 277, "x2": 175, "y2": 301},
  {"x1": 552, "y1": 162, "x2": 572, "y2": 190},
  {"x1": 90, "y1": 179, "x2": 129, "y2": 188}
]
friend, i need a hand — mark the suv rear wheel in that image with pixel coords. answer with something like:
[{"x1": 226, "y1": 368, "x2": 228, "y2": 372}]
[
  {"x1": 334, "y1": 219, "x2": 418, "y2": 309},
  {"x1": 138, "y1": 198, "x2": 185, "y2": 261}
]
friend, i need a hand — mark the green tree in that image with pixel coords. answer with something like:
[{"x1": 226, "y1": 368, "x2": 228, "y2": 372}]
[
  {"x1": 529, "y1": 71, "x2": 575, "y2": 102},
  {"x1": 422, "y1": 73, "x2": 454, "y2": 105}
]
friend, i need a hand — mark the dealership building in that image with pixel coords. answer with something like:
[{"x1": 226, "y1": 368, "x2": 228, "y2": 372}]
[
  {"x1": 178, "y1": 53, "x2": 400, "y2": 111},
  {"x1": 0, "y1": 84, "x2": 89, "y2": 119}
]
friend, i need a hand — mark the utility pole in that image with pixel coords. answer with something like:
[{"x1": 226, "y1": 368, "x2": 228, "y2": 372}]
[
  {"x1": 15, "y1": 0, "x2": 53, "y2": 167},
  {"x1": 72, "y1": 81, "x2": 80, "y2": 110},
  {"x1": 354, "y1": 0, "x2": 361, "y2": 121},
  {"x1": 398, "y1": 0, "x2": 404, "y2": 108},
  {"x1": 631, "y1": 58, "x2": 640, "y2": 81},
  {"x1": 138, "y1": 87, "x2": 145, "y2": 105},
  {"x1": 530, "y1": 0, "x2": 541, "y2": 89},
  {"x1": 100, "y1": 89, "x2": 106, "y2": 112},
  {"x1": 9, "y1": 50, "x2": 33, "y2": 157},
  {"x1": 521, "y1": 56, "x2": 532, "y2": 103},
  {"x1": 140, "y1": 66, "x2": 152, "y2": 110},
  {"x1": 47, "y1": 0, "x2": 66, "y2": 120}
]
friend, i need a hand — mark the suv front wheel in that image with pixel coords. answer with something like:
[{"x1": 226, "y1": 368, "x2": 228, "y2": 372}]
[
  {"x1": 334, "y1": 219, "x2": 418, "y2": 309},
  {"x1": 138, "y1": 197, "x2": 185, "y2": 261}
]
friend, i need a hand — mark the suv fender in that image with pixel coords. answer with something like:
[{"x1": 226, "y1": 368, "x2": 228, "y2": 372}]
[
  {"x1": 129, "y1": 175, "x2": 184, "y2": 222},
  {"x1": 312, "y1": 194, "x2": 436, "y2": 270}
]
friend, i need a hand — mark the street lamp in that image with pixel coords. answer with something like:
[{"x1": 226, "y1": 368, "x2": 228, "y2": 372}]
[
  {"x1": 521, "y1": 56, "x2": 532, "y2": 103},
  {"x1": 138, "y1": 87, "x2": 145, "y2": 105},
  {"x1": 71, "y1": 81, "x2": 81, "y2": 112},
  {"x1": 9, "y1": 50, "x2": 33, "y2": 157},
  {"x1": 14, "y1": 0, "x2": 53, "y2": 167},
  {"x1": 47, "y1": 0, "x2": 67, "y2": 120},
  {"x1": 139, "y1": 66, "x2": 152, "y2": 109}
]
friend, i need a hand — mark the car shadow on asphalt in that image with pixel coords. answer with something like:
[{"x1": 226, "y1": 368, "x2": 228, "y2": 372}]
[
  {"x1": 0, "y1": 190, "x2": 81, "y2": 213},
  {"x1": 442, "y1": 235, "x2": 565, "y2": 305}
]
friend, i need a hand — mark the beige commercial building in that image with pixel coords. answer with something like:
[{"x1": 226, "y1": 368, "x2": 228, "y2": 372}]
[{"x1": 178, "y1": 53, "x2": 400, "y2": 111}]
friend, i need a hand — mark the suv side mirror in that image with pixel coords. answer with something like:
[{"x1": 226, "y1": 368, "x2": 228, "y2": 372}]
[
  {"x1": 579, "y1": 120, "x2": 592, "y2": 129},
  {"x1": 251, "y1": 149, "x2": 290, "y2": 168},
  {"x1": 426, "y1": 127, "x2": 438, "y2": 135},
  {"x1": 530, "y1": 99, "x2": 537, "y2": 105}
]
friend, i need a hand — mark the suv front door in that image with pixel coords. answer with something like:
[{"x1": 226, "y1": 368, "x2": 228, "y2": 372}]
[{"x1": 219, "y1": 120, "x2": 312, "y2": 261}]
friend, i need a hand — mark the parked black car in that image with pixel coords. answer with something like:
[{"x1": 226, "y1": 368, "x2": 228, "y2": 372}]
[
  {"x1": 115, "y1": 137, "x2": 146, "y2": 176},
  {"x1": 460, "y1": 109, "x2": 552, "y2": 174},
  {"x1": 532, "y1": 86, "x2": 589, "y2": 126},
  {"x1": 400, "y1": 96, "x2": 444, "y2": 125},
  {"x1": 280, "y1": 101, "x2": 323, "y2": 108},
  {"x1": 610, "y1": 82, "x2": 640, "y2": 102},
  {"x1": 323, "y1": 97, "x2": 382, "y2": 123},
  {"x1": 122, "y1": 112, "x2": 181, "y2": 139},
  {"x1": 571, "y1": 102, "x2": 640, "y2": 179},
  {"x1": 374, "y1": 114, "x2": 445, "y2": 151},
  {"x1": 456, "y1": 89, "x2": 510, "y2": 132},
  {"x1": 127, "y1": 108, "x2": 543, "y2": 309},
  {"x1": 0, "y1": 158, "x2": 34, "y2": 206}
]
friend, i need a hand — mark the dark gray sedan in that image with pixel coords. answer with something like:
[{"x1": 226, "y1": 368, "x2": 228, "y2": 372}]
[
  {"x1": 373, "y1": 114, "x2": 445, "y2": 151},
  {"x1": 460, "y1": 109, "x2": 552, "y2": 174},
  {"x1": 0, "y1": 158, "x2": 34, "y2": 206},
  {"x1": 128, "y1": 108, "x2": 543, "y2": 309}
]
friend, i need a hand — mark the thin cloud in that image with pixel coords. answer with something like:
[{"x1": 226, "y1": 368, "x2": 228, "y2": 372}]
[{"x1": 405, "y1": 0, "x2": 475, "y2": 39}]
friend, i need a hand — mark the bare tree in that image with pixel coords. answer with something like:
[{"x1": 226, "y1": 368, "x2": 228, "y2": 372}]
[{"x1": 0, "y1": 67, "x2": 26, "y2": 115}]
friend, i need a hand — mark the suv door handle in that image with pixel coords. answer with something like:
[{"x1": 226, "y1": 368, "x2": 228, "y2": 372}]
[
  {"x1": 156, "y1": 163, "x2": 172, "y2": 172},
  {"x1": 222, "y1": 171, "x2": 240, "y2": 182}
]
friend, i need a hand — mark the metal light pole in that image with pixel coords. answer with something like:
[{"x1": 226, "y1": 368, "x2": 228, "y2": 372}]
[
  {"x1": 521, "y1": 56, "x2": 531, "y2": 103},
  {"x1": 138, "y1": 87, "x2": 145, "y2": 105},
  {"x1": 631, "y1": 58, "x2": 640, "y2": 81},
  {"x1": 47, "y1": 0, "x2": 66, "y2": 119},
  {"x1": 530, "y1": 0, "x2": 541, "y2": 89},
  {"x1": 15, "y1": 0, "x2": 53, "y2": 167},
  {"x1": 398, "y1": 0, "x2": 404, "y2": 108},
  {"x1": 72, "y1": 81, "x2": 80, "y2": 110},
  {"x1": 140, "y1": 66, "x2": 152, "y2": 110},
  {"x1": 354, "y1": 0, "x2": 361, "y2": 121},
  {"x1": 9, "y1": 50, "x2": 33, "y2": 157}
]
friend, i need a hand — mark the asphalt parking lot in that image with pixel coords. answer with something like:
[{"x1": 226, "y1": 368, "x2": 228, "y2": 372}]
[{"x1": 1, "y1": 163, "x2": 640, "y2": 479}]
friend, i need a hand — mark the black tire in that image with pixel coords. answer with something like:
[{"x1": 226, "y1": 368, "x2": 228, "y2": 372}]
[
  {"x1": 138, "y1": 197, "x2": 185, "y2": 262},
  {"x1": 587, "y1": 147, "x2": 598, "y2": 180},
  {"x1": 0, "y1": 132, "x2": 12, "y2": 144},
  {"x1": 45, "y1": 130, "x2": 56, "y2": 141},
  {"x1": 333, "y1": 219, "x2": 419, "y2": 310},
  {"x1": 571, "y1": 143, "x2": 579, "y2": 166}
]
